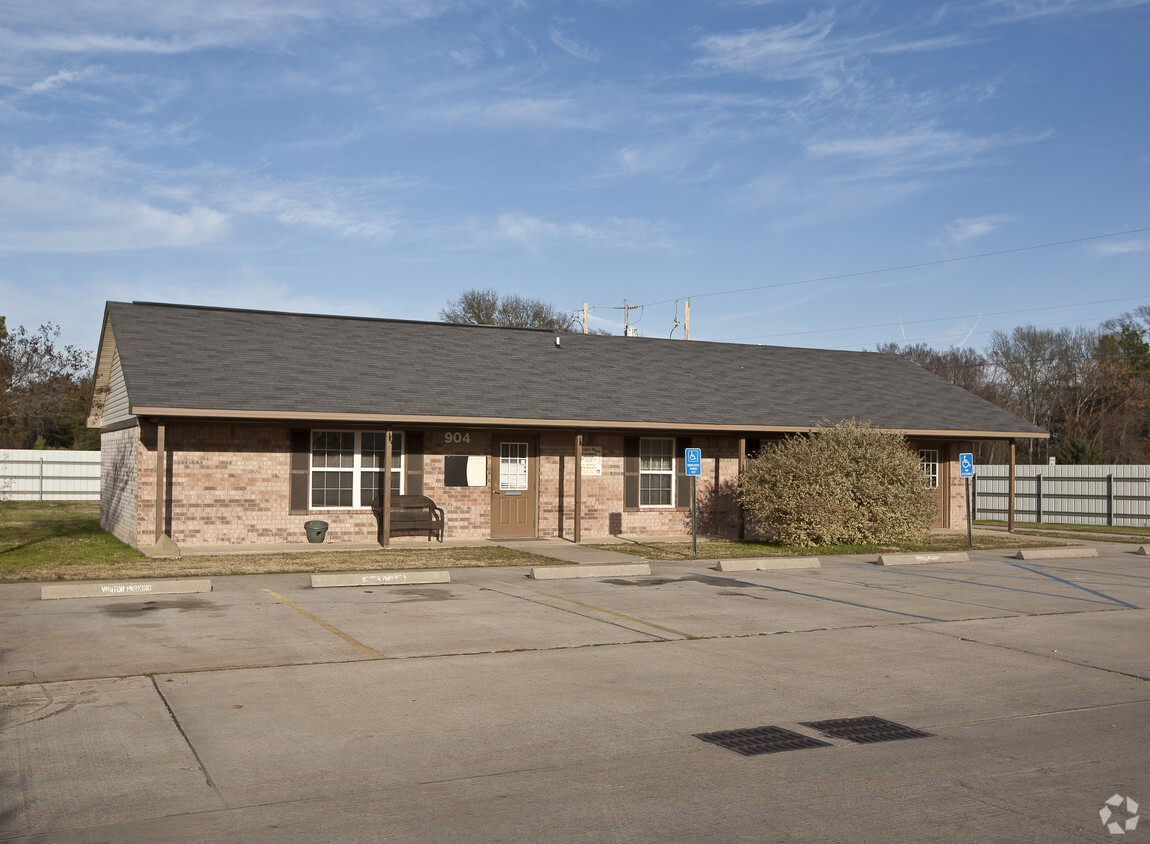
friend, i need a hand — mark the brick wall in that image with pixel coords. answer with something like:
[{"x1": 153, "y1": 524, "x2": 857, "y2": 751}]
[
  {"x1": 99, "y1": 426, "x2": 138, "y2": 546},
  {"x1": 421, "y1": 429, "x2": 493, "y2": 540},
  {"x1": 125, "y1": 420, "x2": 966, "y2": 547},
  {"x1": 536, "y1": 433, "x2": 741, "y2": 539},
  {"x1": 945, "y1": 442, "x2": 973, "y2": 530}
]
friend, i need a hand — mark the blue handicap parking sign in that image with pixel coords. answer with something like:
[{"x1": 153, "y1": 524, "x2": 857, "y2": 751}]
[
  {"x1": 959, "y1": 453, "x2": 974, "y2": 478},
  {"x1": 685, "y1": 448, "x2": 702, "y2": 476}
]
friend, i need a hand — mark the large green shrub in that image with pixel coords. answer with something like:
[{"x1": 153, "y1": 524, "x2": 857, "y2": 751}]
[{"x1": 736, "y1": 420, "x2": 938, "y2": 547}]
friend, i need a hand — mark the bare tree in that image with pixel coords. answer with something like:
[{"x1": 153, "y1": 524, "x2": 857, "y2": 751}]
[{"x1": 440, "y1": 288, "x2": 577, "y2": 331}]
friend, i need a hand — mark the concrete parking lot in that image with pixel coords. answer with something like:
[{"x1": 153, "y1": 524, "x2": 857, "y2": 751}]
[{"x1": 2, "y1": 541, "x2": 1148, "y2": 842}]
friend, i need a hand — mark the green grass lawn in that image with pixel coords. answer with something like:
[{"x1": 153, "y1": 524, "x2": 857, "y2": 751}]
[
  {"x1": 975, "y1": 522, "x2": 1150, "y2": 542},
  {"x1": 0, "y1": 501, "x2": 147, "y2": 580},
  {"x1": 0, "y1": 501, "x2": 1078, "y2": 583},
  {"x1": 0, "y1": 502, "x2": 548, "y2": 583}
]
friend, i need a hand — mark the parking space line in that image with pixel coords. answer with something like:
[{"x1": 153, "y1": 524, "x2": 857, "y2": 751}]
[
  {"x1": 1026, "y1": 562, "x2": 1150, "y2": 582},
  {"x1": 851, "y1": 565, "x2": 1116, "y2": 606},
  {"x1": 496, "y1": 582, "x2": 697, "y2": 640},
  {"x1": 692, "y1": 573, "x2": 946, "y2": 622},
  {"x1": 262, "y1": 589, "x2": 387, "y2": 659},
  {"x1": 1001, "y1": 561, "x2": 1139, "y2": 609}
]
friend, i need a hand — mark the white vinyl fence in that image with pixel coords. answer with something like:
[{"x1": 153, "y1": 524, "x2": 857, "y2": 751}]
[
  {"x1": 0, "y1": 449, "x2": 101, "y2": 501},
  {"x1": 973, "y1": 464, "x2": 1150, "y2": 527}
]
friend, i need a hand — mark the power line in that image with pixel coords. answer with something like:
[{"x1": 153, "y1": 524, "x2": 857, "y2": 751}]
[
  {"x1": 720, "y1": 295, "x2": 1150, "y2": 343},
  {"x1": 633, "y1": 226, "x2": 1146, "y2": 309}
]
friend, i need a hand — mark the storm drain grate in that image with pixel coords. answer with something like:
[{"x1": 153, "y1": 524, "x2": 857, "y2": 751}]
[
  {"x1": 800, "y1": 716, "x2": 934, "y2": 744},
  {"x1": 694, "y1": 725, "x2": 832, "y2": 756}
]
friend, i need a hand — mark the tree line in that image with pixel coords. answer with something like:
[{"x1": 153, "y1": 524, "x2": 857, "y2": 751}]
[
  {"x1": 877, "y1": 305, "x2": 1150, "y2": 465},
  {"x1": 0, "y1": 317, "x2": 97, "y2": 450}
]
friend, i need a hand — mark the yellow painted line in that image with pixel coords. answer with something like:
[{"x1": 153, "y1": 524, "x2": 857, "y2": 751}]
[
  {"x1": 497, "y1": 582, "x2": 696, "y2": 640},
  {"x1": 262, "y1": 589, "x2": 387, "y2": 659}
]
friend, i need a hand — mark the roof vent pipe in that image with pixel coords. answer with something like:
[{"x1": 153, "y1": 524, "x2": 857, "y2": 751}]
[{"x1": 555, "y1": 336, "x2": 561, "y2": 347}]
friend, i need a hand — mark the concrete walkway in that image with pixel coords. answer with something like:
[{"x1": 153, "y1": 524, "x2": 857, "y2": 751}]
[{"x1": 489, "y1": 538, "x2": 646, "y2": 564}]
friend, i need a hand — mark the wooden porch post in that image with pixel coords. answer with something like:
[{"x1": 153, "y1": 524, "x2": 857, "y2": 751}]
[
  {"x1": 574, "y1": 433, "x2": 583, "y2": 544},
  {"x1": 154, "y1": 421, "x2": 166, "y2": 543},
  {"x1": 737, "y1": 437, "x2": 746, "y2": 540},
  {"x1": 382, "y1": 429, "x2": 393, "y2": 548},
  {"x1": 1008, "y1": 439, "x2": 1016, "y2": 534}
]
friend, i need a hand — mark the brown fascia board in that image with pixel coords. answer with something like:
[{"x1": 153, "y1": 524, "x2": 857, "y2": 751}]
[{"x1": 129, "y1": 405, "x2": 1049, "y2": 440}]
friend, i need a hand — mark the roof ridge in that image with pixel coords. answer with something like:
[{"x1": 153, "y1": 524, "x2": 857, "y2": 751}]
[{"x1": 120, "y1": 300, "x2": 558, "y2": 334}]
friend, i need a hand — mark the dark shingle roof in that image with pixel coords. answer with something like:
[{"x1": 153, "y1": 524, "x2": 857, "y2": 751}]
[{"x1": 99, "y1": 301, "x2": 1044, "y2": 436}]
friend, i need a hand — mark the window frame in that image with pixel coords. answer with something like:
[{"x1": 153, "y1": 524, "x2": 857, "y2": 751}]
[
  {"x1": 309, "y1": 430, "x2": 404, "y2": 510},
  {"x1": 919, "y1": 448, "x2": 940, "y2": 490},
  {"x1": 639, "y1": 436, "x2": 675, "y2": 508}
]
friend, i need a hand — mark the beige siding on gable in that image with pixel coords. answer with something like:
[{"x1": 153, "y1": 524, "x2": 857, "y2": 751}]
[{"x1": 101, "y1": 349, "x2": 134, "y2": 426}]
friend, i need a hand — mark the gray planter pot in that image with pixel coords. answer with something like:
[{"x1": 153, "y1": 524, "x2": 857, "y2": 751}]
[{"x1": 304, "y1": 520, "x2": 329, "y2": 543}]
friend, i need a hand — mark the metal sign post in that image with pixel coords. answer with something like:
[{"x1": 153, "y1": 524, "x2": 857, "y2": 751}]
[
  {"x1": 959, "y1": 453, "x2": 975, "y2": 549},
  {"x1": 685, "y1": 448, "x2": 702, "y2": 557}
]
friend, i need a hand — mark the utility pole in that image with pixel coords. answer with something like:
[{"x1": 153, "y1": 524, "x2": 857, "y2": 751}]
[
  {"x1": 685, "y1": 298, "x2": 690, "y2": 340},
  {"x1": 583, "y1": 302, "x2": 589, "y2": 335},
  {"x1": 616, "y1": 300, "x2": 641, "y2": 336}
]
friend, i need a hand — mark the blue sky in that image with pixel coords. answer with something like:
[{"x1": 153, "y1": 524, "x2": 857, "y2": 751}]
[{"x1": 1, "y1": 0, "x2": 1147, "y2": 355}]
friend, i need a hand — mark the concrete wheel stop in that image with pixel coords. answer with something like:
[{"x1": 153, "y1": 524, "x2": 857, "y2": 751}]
[
  {"x1": 715, "y1": 557, "x2": 820, "y2": 572},
  {"x1": 1013, "y1": 547, "x2": 1100, "y2": 560},
  {"x1": 310, "y1": 570, "x2": 452, "y2": 588},
  {"x1": 875, "y1": 552, "x2": 969, "y2": 566},
  {"x1": 41, "y1": 578, "x2": 212, "y2": 600},
  {"x1": 530, "y1": 563, "x2": 651, "y2": 580}
]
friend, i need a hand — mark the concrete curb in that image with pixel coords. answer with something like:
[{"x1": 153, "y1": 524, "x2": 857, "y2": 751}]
[
  {"x1": 876, "y1": 552, "x2": 970, "y2": 566},
  {"x1": 310, "y1": 571, "x2": 452, "y2": 588},
  {"x1": 41, "y1": 579, "x2": 212, "y2": 601},
  {"x1": 530, "y1": 563, "x2": 651, "y2": 580},
  {"x1": 715, "y1": 557, "x2": 820, "y2": 572},
  {"x1": 1014, "y1": 547, "x2": 1100, "y2": 560}
]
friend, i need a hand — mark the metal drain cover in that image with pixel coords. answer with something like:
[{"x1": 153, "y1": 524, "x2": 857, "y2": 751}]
[
  {"x1": 694, "y1": 725, "x2": 832, "y2": 756},
  {"x1": 800, "y1": 716, "x2": 934, "y2": 744}
]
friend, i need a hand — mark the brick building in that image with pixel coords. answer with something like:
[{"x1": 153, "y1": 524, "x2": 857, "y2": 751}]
[{"x1": 88, "y1": 301, "x2": 1046, "y2": 552}]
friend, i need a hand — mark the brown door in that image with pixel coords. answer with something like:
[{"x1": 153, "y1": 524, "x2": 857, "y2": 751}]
[
  {"x1": 917, "y1": 446, "x2": 948, "y2": 528},
  {"x1": 491, "y1": 438, "x2": 537, "y2": 538}
]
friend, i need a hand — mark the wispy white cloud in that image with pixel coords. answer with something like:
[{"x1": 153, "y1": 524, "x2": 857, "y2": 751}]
[
  {"x1": 1089, "y1": 238, "x2": 1150, "y2": 256},
  {"x1": 408, "y1": 95, "x2": 605, "y2": 131},
  {"x1": 806, "y1": 127, "x2": 1050, "y2": 181},
  {"x1": 694, "y1": 11, "x2": 840, "y2": 81},
  {"x1": 941, "y1": 214, "x2": 1017, "y2": 243},
  {"x1": 0, "y1": 146, "x2": 227, "y2": 252},
  {"x1": 981, "y1": 0, "x2": 1150, "y2": 22},
  {"x1": 228, "y1": 185, "x2": 400, "y2": 241},
  {"x1": 459, "y1": 212, "x2": 677, "y2": 253},
  {"x1": 0, "y1": 0, "x2": 461, "y2": 56},
  {"x1": 548, "y1": 26, "x2": 600, "y2": 62},
  {"x1": 0, "y1": 145, "x2": 405, "y2": 252},
  {"x1": 20, "y1": 66, "x2": 100, "y2": 95}
]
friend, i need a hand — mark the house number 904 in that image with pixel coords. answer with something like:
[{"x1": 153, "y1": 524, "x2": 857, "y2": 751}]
[{"x1": 444, "y1": 432, "x2": 471, "y2": 444}]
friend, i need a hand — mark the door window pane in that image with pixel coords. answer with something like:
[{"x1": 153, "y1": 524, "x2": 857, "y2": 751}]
[
  {"x1": 499, "y1": 442, "x2": 529, "y2": 491},
  {"x1": 919, "y1": 449, "x2": 940, "y2": 489}
]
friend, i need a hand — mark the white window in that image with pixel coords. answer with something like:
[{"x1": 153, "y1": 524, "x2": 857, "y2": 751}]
[
  {"x1": 919, "y1": 449, "x2": 940, "y2": 490},
  {"x1": 311, "y1": 431, "x2": 403, "y2": 509},
  {"x1": 639, "y1": 437, "x2": 674, "y2": 507},
  {"x1": 499, "y1": 442, "x2": 529, "y2": 491}
]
